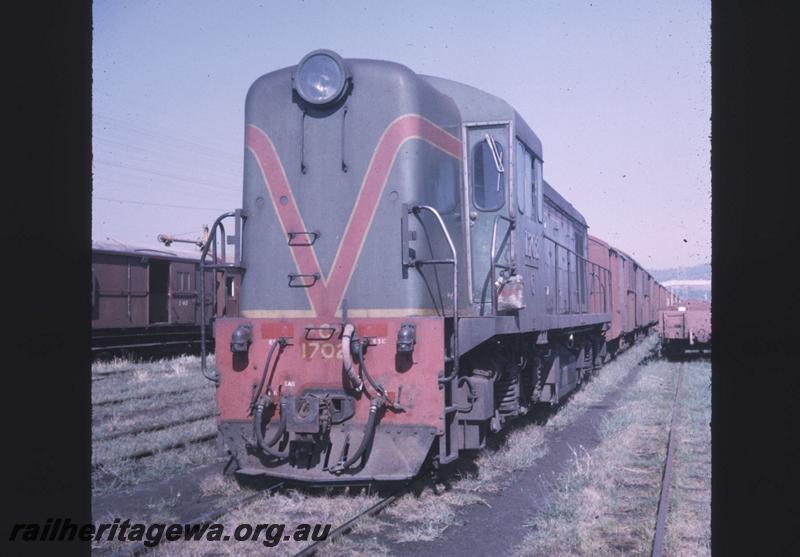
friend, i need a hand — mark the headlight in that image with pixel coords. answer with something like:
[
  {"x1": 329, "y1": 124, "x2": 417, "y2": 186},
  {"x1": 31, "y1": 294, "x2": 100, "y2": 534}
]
[{"x1": 293, "y1": 50, "x2": 349, "y2": 106}]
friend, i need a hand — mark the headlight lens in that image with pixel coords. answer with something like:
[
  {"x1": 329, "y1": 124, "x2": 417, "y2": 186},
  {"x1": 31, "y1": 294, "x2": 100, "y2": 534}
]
[{"x1": 294, "y1": 51, "x2": 347, "y2": 106}]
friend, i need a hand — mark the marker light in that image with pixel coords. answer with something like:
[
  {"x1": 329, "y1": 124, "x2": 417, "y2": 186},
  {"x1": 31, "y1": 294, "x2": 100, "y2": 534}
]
[{"x1": 293, "y1": 50, "x2": 349, "y2": 106}]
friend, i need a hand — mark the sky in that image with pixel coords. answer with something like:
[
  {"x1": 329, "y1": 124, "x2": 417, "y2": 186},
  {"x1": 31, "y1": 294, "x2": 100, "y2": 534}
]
[{"x1": 92, "y1": 0, "x2": 710, "y2": 269}]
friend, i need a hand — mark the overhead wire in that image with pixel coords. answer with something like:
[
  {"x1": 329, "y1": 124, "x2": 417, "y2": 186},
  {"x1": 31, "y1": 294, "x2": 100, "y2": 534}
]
[
  {"x1": 93, "y1": 113, "x2": 239, "y2": 158},
  {"x1": 93, "y1": 137, "x2": 240, "y2": 174},
  {"x1": 94, "y1": 160, "x2": 238, "y2": 192},
  {"x1": 94, "y1": 196, "x2": 227, "y2": 212},
  {"x1": 95, "y1": 178, "x2": 238, "y2": 205}
]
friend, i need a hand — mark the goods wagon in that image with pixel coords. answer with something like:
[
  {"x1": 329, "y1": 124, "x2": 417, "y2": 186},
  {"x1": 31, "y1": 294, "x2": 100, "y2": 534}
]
[
  {"x1": 92, "y1": 241, "x2": 240, "y2": 355},
  {"x1": 659, "y1": 299, "x2": 711, "y2": 358}
]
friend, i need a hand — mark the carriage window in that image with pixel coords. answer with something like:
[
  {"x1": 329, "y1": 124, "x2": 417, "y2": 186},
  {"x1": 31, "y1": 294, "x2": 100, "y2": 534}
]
[
  {"x1": 176, "y1": 271, "x2": 191, "y2": 292},
  {"x1": 472, "y1": 139, "x2": 505, "y2": 211},
  {"x1": 429, "y1": 157, "x2": 458, "y2": 215}
]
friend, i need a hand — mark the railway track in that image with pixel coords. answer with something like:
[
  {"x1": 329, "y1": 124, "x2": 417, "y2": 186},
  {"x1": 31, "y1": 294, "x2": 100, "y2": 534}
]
[
  {"x1": 109, "y1": 481, "x2": 286, "y2": 557},
  {"x1": 93, "y1": 433, "x2": 217, "y2": 469},
  {"x1": 93, "y1": 384, "x2": 210, "y2": 407},
  {"x1": 650, "y1": 361, "x2": 685, "y2": 557},
  {"x1": 293, "y1": 482, "x2": 413, "y2": 557},
  {"x1": 93, "y1": 399, "x2": 213, "y2": 425},
  {"x1": 92, "y1": 367, "x2": 136, "y2": 381},
  {"x1": 94, "y1": 412, "x2": 216, "y2": 442}
]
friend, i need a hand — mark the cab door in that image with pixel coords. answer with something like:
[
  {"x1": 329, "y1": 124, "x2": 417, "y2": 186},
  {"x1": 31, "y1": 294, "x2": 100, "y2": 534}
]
[
  {"x1": 169, "y1": 262, "x2": 197, "y2": 324},
  {"x1": 466, "y1": 124, "x2": 512, "y2": 314}
]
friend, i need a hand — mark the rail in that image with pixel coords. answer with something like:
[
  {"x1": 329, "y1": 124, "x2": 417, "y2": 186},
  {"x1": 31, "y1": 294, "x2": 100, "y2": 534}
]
[
  {"x1": 111, "y1": 481, "x2": 285, "y2": 557},
  {"x1": 651, "y1": 364, "x2": 684, "y2": 557},
  {"x1": 544, "y1": 235, "x2": 611, "y2": 316},
  {"x1": 293, "y1": 482, "x2": 410, "y2": 557},
  {"x1": 199, "y1": 209, "x2": 246, "y2": 382}
]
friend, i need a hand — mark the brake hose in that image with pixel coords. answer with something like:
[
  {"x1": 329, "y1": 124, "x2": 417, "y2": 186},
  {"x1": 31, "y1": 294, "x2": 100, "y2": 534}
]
[
  {"x1": 354, "y1": 341, "x2": 387, "y2": 399},
  {"x1": 331, "y1": 398, "x2": 382, "y2": 473},
  {"x1": 253, "y1": 396, "x2": 289, "y2": 458},
  {"x1": 341, "y1": 324, "x2": 363, "y2": 392},
  {"x1": 250, "y1": 338, "x2": 286, "y2": 411}
]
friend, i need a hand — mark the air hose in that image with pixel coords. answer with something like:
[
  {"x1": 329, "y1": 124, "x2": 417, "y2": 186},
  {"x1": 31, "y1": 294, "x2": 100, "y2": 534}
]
[
  {"x1": 341, "y1": 324, "x2": 363, "y2": 392},
  {"x1": 253, "y1": 396, "x2": 289, "y2": 458},
  {"x1": 354, "y1": 341, "x2": 388, "y2": 399},
  {"x1": 250, "y1": 338, "x2": 287, "y2": 412},
  {"x1": 331, "y1": 398, "x2": 383, "y2": 473}
]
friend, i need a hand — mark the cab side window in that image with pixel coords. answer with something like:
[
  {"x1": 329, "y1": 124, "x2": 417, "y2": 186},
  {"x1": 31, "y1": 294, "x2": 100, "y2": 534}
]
[
  {"x1": 515, "y1": 141, "x2": 526, "y2": 214},
  {"x1": 533, "y1": 158, "x2": 543, "y2": 222},
  {"x1": 516, "y1": 140, "x2": 536, "y2": 218},
  {"x1": 472, "y1": 140, "x2": 505, "y2": 211}
]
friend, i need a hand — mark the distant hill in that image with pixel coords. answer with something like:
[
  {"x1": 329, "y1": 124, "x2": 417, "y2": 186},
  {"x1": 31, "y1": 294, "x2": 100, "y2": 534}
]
[
  {"x1": 650, "y1": 262, "x2": 710, "y2": 282},
  {"x1": 650, "y1": 262, "x2": 711, "y2": 302}
]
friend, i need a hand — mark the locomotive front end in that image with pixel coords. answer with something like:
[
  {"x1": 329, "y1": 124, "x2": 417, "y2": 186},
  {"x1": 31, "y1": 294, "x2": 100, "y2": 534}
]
[{"x1": 214, "y1": 51, "x2": 463, "y2": 482}]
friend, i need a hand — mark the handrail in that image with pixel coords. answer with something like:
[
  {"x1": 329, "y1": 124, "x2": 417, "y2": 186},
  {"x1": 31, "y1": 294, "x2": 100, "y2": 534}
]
[
  {"x1": 408, "y1": 205, "x2": 459, "y2": 381},
  {"x1": 490, "y1": 214, "x2": 516, "y2": 314},
  {"x1": 543, "y1": 234, "x2": 610, "y2": 273},
  {"x1": 199, "y1": 210, "x2": 245, "y2": 383},
  {"x1": 542, "y1": 234, "x2": 611, "y2": 316}
]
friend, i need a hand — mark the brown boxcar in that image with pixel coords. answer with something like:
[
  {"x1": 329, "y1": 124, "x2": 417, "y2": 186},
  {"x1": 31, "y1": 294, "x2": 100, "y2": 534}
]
[
  {"x1": 588, "y1": 236, "x2": 664, "y2": 358},
  {"x1": 588, "y1": 235, "x2": 621, "y2": 359},
  {"x1": 92, "y1": 241, "x2": 240, "y2": 354},
  {"x1": 659, "y1": 299, "x2": 711, "y2": 358}
]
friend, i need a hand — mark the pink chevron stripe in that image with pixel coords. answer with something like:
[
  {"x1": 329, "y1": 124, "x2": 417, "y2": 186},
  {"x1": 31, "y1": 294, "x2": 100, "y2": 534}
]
[{"x1": 246, "y1": 114, "x2": 462, "y2": 317}]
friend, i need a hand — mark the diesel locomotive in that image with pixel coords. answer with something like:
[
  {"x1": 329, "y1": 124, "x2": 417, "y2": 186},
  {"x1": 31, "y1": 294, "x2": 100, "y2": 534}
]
[{"x1": 201, "y1": 50, "x2": 672, "y2": 483}]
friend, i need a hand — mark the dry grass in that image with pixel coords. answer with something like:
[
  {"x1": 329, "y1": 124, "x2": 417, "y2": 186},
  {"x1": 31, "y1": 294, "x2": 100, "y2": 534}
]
[
  {"x1": 91, "y1": 508, "x2": 181, "y2": 555},
  {"x1": 198, "y1": 473, "x2": 242, "y2": 499},
  {"x1": 93, "y1": 400, "x2": 215, "y2": 440},
  {"x1": 92, "y1": 354, "x2": 214, "y2": 405},
  {"x1": 132, "y1": 489, "x2": 385, "y2": 557},
  {"x1": 663, "y1": 361, "x2": 711, "y2": 556},
  {"x1": 91, "y1": 354, "x2": 221, "y2": 496},
  {"x1": 548, "y1": 335, "x2": 659, "y2": 429},
  {"x1": 93, "y1": 418, "x2": 217, "y2": 466},
  {"x1": 513, "y1": 358, "x2": 710, "y2": 556},
  {"x1": 92, "y1": 386, "x2": 215, "y2": 424},
  {"x1": 93, "y1": 440, "x2": 221, "y2": 496}
]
